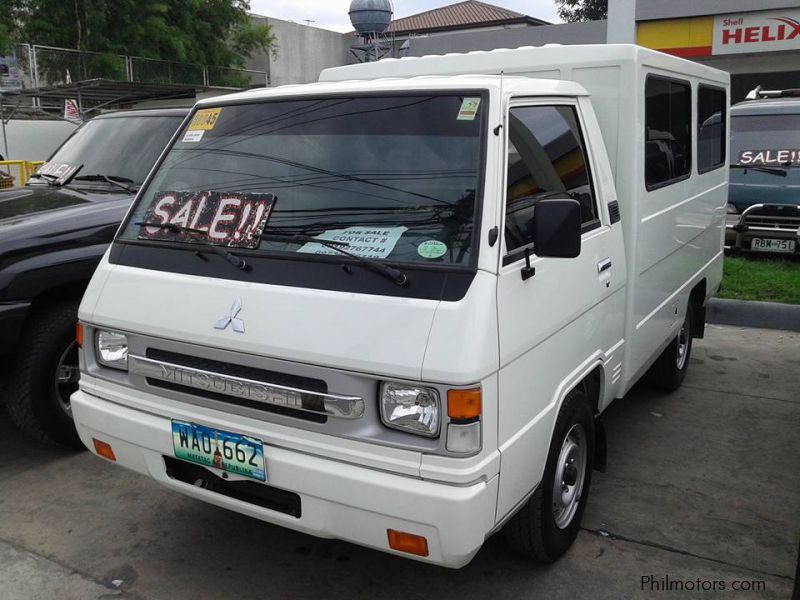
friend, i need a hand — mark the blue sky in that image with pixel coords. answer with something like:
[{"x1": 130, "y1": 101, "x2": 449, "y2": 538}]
[{"x1": 250, "y1": 1, "x2": 562, "y2": 32}]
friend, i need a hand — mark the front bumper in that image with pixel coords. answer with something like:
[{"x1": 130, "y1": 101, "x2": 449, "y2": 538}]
[
  {"x1": 725, "y1": 203, "x2": 800, "y2": 253},
  {"x1": 71, "y1": 389, "x2": 499, "y2": 568}
]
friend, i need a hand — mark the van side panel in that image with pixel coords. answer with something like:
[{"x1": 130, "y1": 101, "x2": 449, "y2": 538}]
[{"x1": 621, "y1": 63, "x2": 728, "y2": 391}]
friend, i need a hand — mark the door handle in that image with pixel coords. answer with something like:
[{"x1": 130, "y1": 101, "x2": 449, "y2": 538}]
[{"x1": 598, "y1": 258, "x2": 612, "y2": 273}]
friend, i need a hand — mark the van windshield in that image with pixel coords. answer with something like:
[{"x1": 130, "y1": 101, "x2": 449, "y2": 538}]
[
  {"x1": 731, "y1": 114, "x2": 800, "y2": 167},
  {"x1": 119, "y1": 94, "x2": 486, "y2": 267}
]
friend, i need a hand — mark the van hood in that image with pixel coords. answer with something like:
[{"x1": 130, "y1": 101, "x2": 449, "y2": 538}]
[{"x1": 84, "y1": 263, "x2": 441, "y2": 380}]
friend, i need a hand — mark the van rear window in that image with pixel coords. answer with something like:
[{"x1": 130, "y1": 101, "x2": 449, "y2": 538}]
[
  {"x1": 645, "y1": 76, "x2": 691, "y2": 189},
  {"x1": 732, "y1": 114, "x2": 800, "y2": 166},
  {"x1": 697, "y1": 86, "x2": 726, "y2": 173}
]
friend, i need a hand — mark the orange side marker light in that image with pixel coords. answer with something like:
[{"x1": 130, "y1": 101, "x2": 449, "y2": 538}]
[
  {"x1": 92, "y1": 438, "x2": 116, "y2": 462},
  {"x1": 75, "y1": 322, "x2": 84, "y2": 347},
  {"x1": 387, "y1": 529, "x2": 429, "y2": 557}
]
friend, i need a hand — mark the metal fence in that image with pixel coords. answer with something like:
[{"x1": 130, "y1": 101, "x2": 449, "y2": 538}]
[
  {"x1": 0, "y1": 160, "x2": 43, "y2": 188},
  {"x1": 10, "y1": 43, "x2": 268, "y2": 90}
]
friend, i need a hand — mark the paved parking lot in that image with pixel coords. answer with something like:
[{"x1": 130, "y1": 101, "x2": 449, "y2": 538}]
[{"x1": 1, "y1": 324, "x2": 798, "y2": 599}]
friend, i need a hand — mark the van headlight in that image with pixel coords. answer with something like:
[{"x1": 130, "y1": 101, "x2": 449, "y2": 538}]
[
  {"x1": 726, "y1": 203, "x2": 739, "y2": 214},
  {"x1": 95, "y1": 330, "x2": 129, "y2": 370},
  {"x1": 380, "y1": 382, "x2": 440, "y2": 437}
]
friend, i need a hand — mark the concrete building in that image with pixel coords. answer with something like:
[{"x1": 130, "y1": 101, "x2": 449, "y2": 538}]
[
  {"x1": 246, "y1": 16, "x2": 353, "y2": 87},
  {"x1": 402, "y1": 0, "x2": 800, "y2": 102},
  {"x1": 623, "y1": 0, "x2": 800, "y2": 101}
]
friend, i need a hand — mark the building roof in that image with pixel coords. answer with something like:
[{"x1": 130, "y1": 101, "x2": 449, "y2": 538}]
[{"x1": 386, "y1": 0, "x2": 548, "y2": 35}]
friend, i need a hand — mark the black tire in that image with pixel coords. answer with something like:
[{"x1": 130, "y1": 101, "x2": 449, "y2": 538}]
[
  {"x1": 503, "y1": 389, "x2": 595, "y2": 562},
  {"x1": 650, "y1": 305, "x2": 693, "y2": 392},
  {"x1": 4, "y1": 300, "x2": 84, "y2": 448}
]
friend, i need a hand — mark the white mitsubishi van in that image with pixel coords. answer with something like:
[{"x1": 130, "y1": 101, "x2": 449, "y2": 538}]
[{"x1": 72, "y1": 45, "x2": 729, "y2": 567}]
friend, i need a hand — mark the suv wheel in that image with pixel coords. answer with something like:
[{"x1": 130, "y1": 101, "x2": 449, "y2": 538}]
[{"x1": 4, "y1": 300, "x2": 84, "y2": 448}]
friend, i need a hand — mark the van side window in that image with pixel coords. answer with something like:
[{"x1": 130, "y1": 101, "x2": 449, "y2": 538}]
[
  {"x1": 504, "y1": 105, "x2": 598, "y2": 256},
  {"x1": 697, "y1": 86, "x2": 726, "y2": 173},
  {"x1": 645, "y1": 76, "x2": 691, "y2": 189}
]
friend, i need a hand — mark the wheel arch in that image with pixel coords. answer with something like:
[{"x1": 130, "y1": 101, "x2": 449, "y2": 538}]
[{"x1": 550, "y1": 361, "x2": 606, "y2": 473}]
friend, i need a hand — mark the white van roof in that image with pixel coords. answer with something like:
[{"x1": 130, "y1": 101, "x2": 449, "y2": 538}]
[
  {"x1": 320, "y1": 44, "x2": 728, "y2": 86},
  {"x1": 196, "y1": 75, "x2": 589, "y2": 108}
]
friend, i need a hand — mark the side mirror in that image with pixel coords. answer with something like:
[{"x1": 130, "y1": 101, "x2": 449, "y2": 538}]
[{"x1": 533, "y1": 198, "x2": 582, "y2": 258}]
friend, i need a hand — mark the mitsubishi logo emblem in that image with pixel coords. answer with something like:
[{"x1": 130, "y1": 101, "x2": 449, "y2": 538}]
[{"x1": 214, "y1": 298, "x2": 245, "y2": 333}]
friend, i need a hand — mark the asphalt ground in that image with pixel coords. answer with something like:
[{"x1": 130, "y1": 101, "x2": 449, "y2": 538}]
[{"x1": 1, "y1": 324, "x2": 798, "y2": 599}]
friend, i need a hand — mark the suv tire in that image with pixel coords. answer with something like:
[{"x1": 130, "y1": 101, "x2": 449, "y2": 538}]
[{"x1": 4, "y1": 300, "x2": 84, "y2": 448}]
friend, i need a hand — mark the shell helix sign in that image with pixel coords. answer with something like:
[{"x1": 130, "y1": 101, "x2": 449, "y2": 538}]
[{"x1": 637, "y1": 8, "x2": 800, "y2": 57}]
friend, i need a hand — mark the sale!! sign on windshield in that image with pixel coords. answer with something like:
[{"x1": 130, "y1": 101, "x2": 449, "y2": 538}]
[
  {"x1": 713, "y1": 9, "x2": 800, "y2": 55},
  {"x1": 138, "y1": 191, "x2": 276, "y2": 248}
]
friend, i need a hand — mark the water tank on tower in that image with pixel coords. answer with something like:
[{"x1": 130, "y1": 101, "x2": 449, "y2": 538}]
[
  {"x1": 349, "y1": 0, "x2": 393, "y2": 36},
  {"x1": 348, "y1": 0, "x2": 394, "y2": 62}
]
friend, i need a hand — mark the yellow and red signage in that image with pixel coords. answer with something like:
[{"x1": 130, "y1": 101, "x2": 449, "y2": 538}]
[{"x1": 638, "y1": 8, "x2": 800, "y2": 58}]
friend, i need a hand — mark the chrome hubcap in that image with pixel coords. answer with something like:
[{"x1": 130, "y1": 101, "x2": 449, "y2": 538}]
[
  {"x1": 55, "y1": 340, "x2": 79, "y2": 416},
  {"x1": 552, "y1": 423, "x2": 587, "y2": 529},
  {"x1": 676, "y1": 319, "x2": 689, "y2": 370}
]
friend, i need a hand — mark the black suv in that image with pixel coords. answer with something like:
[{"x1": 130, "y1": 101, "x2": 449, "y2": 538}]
[{"x1": 0, "y1": 108, "x2": 187, "y2": 446}]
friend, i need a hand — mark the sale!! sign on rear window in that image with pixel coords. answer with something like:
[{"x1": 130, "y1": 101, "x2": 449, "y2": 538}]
[
  {"x1": 138, "y1": 191, "x2": 276, "y2": 248},
  {"x1": 738, "y1": 149, "x2": 800, "y2": 166}
]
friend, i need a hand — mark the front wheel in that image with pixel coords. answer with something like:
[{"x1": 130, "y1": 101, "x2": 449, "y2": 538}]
[{"x1": 503, "y1": 389, "x2": 595, "y2": 562}]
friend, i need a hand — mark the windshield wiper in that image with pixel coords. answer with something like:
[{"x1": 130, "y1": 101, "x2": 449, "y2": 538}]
[
  {"x1": 261, "y1": 231, "x2": 409, "y2": 286},
  {"x1": 74, "y1": 174, "x2": 137, "y2": 192},
  {"x1": 135, "y1": 222, "x2": 249, "y2": 271},
  {"x1": 730, "y1": 164, "x2": 788, "y2": 177}
]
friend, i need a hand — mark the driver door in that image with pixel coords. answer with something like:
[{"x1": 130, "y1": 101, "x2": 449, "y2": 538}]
[{"x1": 495, "y1": 97, "x2": 625, "y2": 518}]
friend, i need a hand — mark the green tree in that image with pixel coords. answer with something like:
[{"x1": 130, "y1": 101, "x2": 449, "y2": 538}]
[
  {"x1": 554, "y1": 0, "x2": 608, "y2": 22},
  {"x1": 0, "y1": 0, "x2": 23, "y2": 53},
  {"x1": 20, "y1": 0, "x2": 276, "y2": 72}
]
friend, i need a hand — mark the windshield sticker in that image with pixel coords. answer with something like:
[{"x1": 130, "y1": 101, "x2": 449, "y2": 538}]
[
  {"x1": 138, "y1": 191, "x2": 276, "y2": 248},
  {"x1": 182, "y1": 130, "x2": 205, "y2": 143},
  {"x1": 297, "y1": 226, "x2": 408, "y2": 259},
  {"x1": 417, "y1": 240, "x2": 448, "y2": 259},
  {"x1": 457, "y1": 97, "x2": 481, "y2": 121},
  {"x1": 738, "y1": 149, "x2": 800, "y2": 166},
  {"x1": 188, "y1": 108, "x2": 222, "y2": 131}
]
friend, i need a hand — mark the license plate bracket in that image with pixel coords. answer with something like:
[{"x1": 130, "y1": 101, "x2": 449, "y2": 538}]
[{"x1": 171, "y1": 421, "x2": 266, "y2": 481}]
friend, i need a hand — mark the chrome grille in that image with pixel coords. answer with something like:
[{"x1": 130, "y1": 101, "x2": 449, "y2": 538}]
[{"x1": 741, "y1": 205, "x2": 800, "y2": 231}]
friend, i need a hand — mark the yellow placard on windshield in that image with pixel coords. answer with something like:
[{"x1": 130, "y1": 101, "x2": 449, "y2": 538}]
[{"x1": 188, "y1": 108, "x2": 222, "y2": 131}]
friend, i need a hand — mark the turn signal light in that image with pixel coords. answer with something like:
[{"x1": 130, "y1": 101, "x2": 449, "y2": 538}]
[
  {"x1": 387, "y1": 529, "x2": 429, "y2": 557},
  {"x1": 92, "y1": 438, "x2": 116, "y2": 462},
  {"x1": 75, "y1": 322, "x2": 84, "y2": 347},
  {"x1": 447, "y1": 388, "x2": 481, "y2": 420}
]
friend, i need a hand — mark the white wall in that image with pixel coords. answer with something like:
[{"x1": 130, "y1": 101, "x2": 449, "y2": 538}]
[
  {"x1": 1, "y1": 119, "x2": 77, "y2": 161},
  {"x1": 247, "y1": 16, "x2": 354, "y2": 87}
]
